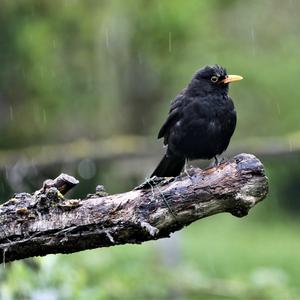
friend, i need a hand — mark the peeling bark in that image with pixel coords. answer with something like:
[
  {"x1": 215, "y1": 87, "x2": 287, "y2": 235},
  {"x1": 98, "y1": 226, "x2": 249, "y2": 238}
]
[{"x1": 0, "y1": 153, "x2": 268, "y2": 264}]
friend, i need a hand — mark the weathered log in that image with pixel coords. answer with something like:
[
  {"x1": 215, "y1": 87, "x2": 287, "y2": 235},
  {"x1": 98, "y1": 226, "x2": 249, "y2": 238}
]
[{"x1": 0, "y1": 153, "x2": 268, "y2": 264}]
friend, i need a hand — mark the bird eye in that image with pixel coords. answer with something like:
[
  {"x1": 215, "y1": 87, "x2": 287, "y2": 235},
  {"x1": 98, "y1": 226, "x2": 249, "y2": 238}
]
[{"x1": 211, "y1": 75, "x2": 219, "y2": 83}]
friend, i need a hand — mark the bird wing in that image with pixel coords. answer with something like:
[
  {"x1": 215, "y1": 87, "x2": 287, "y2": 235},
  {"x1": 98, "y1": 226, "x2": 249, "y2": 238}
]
[
  {"x1": 227, "y1": 97, "x2": 237, "y2": 134},
  {"x1": 157, "y1": 92, "x2": 185, "y2": 145}
]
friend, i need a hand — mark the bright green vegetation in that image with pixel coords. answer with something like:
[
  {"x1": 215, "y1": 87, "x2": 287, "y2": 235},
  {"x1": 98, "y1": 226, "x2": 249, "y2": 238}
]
[{"x1": 1, "y1": 212, "x2": 300, "y2": 299}]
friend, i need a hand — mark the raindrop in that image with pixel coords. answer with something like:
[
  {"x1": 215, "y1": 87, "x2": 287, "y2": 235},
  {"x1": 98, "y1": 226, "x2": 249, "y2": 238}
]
[
  {"x1": 9, "y1": 106, "x2": 14, "y2": 121},
  {"x1": 40, "y1": 67, "x2": 44, "y2": 78},
  {"x1": 30, "y1": 159, "x2": 38, "y2": 175},
  {"x1": 168, "y1": 32, "x2": 172, "y2": 53},
  {"x1": 250, "y1": 26, "x2": 256, "y2": 56},
  {"x1": 288, "y1": 139, "x2": 294, "y2": 152},
  {"x1": 105, "y1": 29, "x2": 110, "y2": 49},
  {"x1": 52, "y1": 39, "x2": 57, "y2": 49},
  {"x1": 276, "y1": 103, "x2": 281, "y2": 115},
  {"x1": 42, "y1": 109, "x2": 47, "y2": 124},
  {"x1": 3, "y1": 248, "x2": 7, "y2": 269},
  {"x1": 78, "y1": 159, "x2": 96, "y2": 180},
  {"x1": 251, "y1": 27, "x2": 255, "y2": 39},
  {"x1": 4, "y1": 166, "x2": 8, "y2": 180}
]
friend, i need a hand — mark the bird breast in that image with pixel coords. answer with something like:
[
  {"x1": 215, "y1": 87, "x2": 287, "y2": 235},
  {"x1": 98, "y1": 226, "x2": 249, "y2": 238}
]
[{"x1": 169, "y1": 96, "x2": 235, "y2": 159}]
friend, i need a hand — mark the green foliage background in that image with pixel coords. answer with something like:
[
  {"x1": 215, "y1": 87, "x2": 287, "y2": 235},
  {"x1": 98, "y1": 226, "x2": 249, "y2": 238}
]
[{"x1": 0, "y1": 0, "x2": 299, "y2": 299}]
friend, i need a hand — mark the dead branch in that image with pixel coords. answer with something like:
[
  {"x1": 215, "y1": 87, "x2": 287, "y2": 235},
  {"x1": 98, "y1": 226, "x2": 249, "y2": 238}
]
[{"x1": 0, "y1": 153, "x2": 268, "y2": 264}]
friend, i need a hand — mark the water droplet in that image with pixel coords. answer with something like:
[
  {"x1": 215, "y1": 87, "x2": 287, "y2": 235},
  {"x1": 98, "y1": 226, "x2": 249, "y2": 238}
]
[
  {"x1": 40, "y1": 67, "x2": 44, "y2": 78},
  {"x1": 9, "y1": 106, "x2": 14, "y2": 121},
  {"x1": 250, "y1": 26, "x2": 256, "y2": 56},
  {"x1": 276, "y1": 103, "x2": 281, "y2": 115},
  {"x1": 168, "y1": 32, "x2": 172, "y2": 53},
  {"x1": 42, "y1": 109, "x2": 47, "y2": 124},
  {"x1": 288, "y1": 139, "x2": 294, "y2": 152},
  {"x1": 105, "y1": 29, "x2": 110, "y2": 49},
  {"x1": 4, "y1": 167, "x2": 8, "y2": 179}
]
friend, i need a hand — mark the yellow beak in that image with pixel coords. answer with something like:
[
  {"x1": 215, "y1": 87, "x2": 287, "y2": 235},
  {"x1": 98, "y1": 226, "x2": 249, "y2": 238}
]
[{"x1": 222, "y1": 74, "x2": 243, "y2": 84}]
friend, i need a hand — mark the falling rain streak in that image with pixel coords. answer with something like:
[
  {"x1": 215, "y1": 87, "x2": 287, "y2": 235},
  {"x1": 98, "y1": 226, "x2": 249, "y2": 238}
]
[
  {"x1": 40, "y1": 66, "x2": 44, "y2": 78},
  {"x1": 9, "y1": 106, "x2": 14, "y2": 121},
  {"x1": 250, "y1": 26, "x2": 256, "y2": 56},
  {"x1": 288, "y1": 139, "x2": 294, "y2": 152},
  {"x1": 4, "y1": 166, "x2": 8, "y2": 180},
  {"x1": 105, "y1": 29, "x2": 110, "y2": 49},
  {"x1": 169, "y1": 32, "x2": 172, "y2": 53},
  {"x1": 276, "y1": 102, "x2": 281, "y2": 115},
  {"x1": 42, "y1": 109, "x2": 47, "y2": 124}
]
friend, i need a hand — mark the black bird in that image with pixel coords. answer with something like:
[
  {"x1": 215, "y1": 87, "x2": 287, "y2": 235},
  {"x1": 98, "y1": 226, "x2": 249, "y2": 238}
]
[{"x1": 151, "y1": 65, "x2": 243, "y2": 177}]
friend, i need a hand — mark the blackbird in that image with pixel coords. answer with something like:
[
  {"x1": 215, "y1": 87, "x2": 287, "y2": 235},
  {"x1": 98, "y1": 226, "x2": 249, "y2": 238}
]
[{"x1": 151, "y1": 65, "x2": 243, "y2": 177}]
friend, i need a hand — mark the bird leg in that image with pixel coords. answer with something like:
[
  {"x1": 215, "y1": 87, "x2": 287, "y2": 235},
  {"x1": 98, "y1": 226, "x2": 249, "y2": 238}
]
[
  {"x1": 184, "y1": 158, "x2": 194, "y2": 180},
  {"x1": 214, "y1": 156, "x2": 219, "y2": 166},
  {"x1": 214, "y1": 155, "x2": 226, "y2": 167}
]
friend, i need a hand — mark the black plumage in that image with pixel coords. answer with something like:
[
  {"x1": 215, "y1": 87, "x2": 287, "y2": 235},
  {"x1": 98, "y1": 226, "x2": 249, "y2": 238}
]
[{"x1": 151, "y1": 65, "x2": 243, "y2": 177}]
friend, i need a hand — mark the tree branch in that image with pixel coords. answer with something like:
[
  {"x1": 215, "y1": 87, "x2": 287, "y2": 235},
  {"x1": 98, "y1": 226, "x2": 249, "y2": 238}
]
[{"x1": 0, "y1": 153, "x2": 268, "y2": 264}]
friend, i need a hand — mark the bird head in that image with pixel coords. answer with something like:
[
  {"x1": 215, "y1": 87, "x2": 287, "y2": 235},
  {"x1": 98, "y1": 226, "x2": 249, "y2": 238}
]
[{"x1": 188, "y1": 65, "x2": 243, "y2": 96}]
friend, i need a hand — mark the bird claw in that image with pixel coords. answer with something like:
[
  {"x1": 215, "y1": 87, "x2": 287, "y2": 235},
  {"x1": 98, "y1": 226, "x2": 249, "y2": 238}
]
[
  {"x1": 184, "y1": 162, "x2": 196, "y2": 182},
  {"x1": 134, "y1": 176, "x2": 175, "y2": 190},
  {"x1": 184, "y1": 168, "x2": 193, "y2": 180},
  {"x1": 213, "y1": 156, "x2": 226, "y2": 167}
]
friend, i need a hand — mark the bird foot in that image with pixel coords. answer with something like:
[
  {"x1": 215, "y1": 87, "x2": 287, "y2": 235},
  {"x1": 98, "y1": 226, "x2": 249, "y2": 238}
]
[
  {"x1": 184, "y1": 169, "x2": 193, "y2": 180},
  {"x1": 134, "y1": 176, "x2": 175, "y2": 190},
  {"x1": 184, "y1": 162, "x2": 196, "y2": 182},
  {"x1": 213, "y1": 156, "x2": 226, "y2": 167}
]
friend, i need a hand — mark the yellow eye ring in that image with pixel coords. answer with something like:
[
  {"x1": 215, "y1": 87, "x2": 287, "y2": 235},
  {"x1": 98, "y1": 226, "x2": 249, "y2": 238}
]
[{"x1": 211, "y1": 75, "x2": 219, "y2": 83}]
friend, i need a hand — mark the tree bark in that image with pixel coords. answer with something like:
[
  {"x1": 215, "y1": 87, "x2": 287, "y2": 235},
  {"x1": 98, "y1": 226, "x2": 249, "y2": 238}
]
[{"x1": 0, "y1": 153, "x2": 268, "y2": 264}]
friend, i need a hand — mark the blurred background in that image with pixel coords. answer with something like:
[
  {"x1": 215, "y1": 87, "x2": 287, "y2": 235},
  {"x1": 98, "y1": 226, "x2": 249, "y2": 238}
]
[{"x1": 0, "y1": 0, "x2": 299, "y2": 299}]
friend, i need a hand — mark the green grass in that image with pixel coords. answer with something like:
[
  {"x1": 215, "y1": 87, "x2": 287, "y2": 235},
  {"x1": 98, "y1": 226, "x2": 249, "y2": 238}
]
[{"x1": 1, "y1": 210, "x2": 300, "y2": 299}]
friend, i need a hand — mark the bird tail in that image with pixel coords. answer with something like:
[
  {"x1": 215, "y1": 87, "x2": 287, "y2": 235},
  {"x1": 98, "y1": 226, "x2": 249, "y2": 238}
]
[{"x1": 151, "y1": 154, "x2": 185, "y2": 177}]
